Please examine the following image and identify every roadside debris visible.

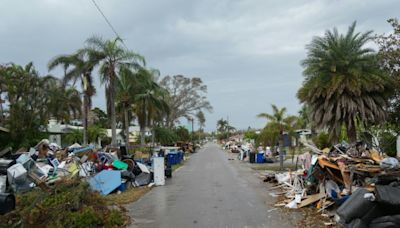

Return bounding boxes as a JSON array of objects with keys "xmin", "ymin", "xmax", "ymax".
[
  {"xmin": 262, "ymin": 140, "xmax": 400, "ymax": 227},
  {"xmin": 0, "ymin": 140, "xmax": 187, "ymax": 216}
]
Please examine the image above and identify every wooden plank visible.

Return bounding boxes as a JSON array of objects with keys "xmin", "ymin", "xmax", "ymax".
[
  {"xmin": 269, "ymin": 184, "xmax": 285, "ymax": 190},
  {"xmin": 318, "ymin": 158, "xmax": 340, "ymax": 170},
  {"xmin": 325, "ymin": 167, "xmax": 344, "ymax": 184},
  {"xmin": 298, "ymin": 193, "xmax": 325, "ymax": 208},
  {"xmin": 338, "ymin": 161, "xmax": 351, "ymax": 190}
]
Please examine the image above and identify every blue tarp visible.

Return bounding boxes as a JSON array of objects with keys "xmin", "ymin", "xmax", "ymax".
[{"xmin": 88, "ymin": 170, "xmax": 121, "ymax": 195}]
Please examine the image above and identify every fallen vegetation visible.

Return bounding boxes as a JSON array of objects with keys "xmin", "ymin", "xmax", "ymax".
[{"xmin": 0, "ymin": 180, "xmax": 129, "ymax": 228}]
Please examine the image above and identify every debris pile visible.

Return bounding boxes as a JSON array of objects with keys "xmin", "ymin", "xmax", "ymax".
[
  {"xmin": 264, "ymin": 141, "xmax": 400, "ymax": 226},
  {"xmin": 0, "ymin": 139, "xmax": 182, "ymax": 215}
]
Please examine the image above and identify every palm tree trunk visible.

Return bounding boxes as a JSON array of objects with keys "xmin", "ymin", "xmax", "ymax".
[
  {"xmin": 82, "ymin": 93, "xmax": 88, "ymax": 146},
  {"xmin": 109, "ymin": 79, "xmax": 117, "ymax": 146},
  {"xmin": 140, "ymin": 126, "xmax": 145, "ymax": 146},
  {"xmin": 140, "ymin": 100, "xmax": 147, "ymax": 146},
  {"xmin": 347, "ymin": 119, "xmax": 357, "ymax": 143},
  {"xmin": 124, "ymin": 106, "xmax": 130, "ymax": 150}
]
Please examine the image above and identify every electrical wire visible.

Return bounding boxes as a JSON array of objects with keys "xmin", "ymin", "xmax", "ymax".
[{"xmin": 90, "ymin": 0, "xmax": 129, "ymax": 49}]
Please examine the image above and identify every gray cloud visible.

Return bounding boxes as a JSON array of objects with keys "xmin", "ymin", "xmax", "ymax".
[{"xmin": 0, "ymin": 0, "xmax": 399, "ymax": 131}]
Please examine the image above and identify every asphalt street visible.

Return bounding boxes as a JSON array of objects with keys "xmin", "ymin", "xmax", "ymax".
[{"xmin": 127, "ymin": 143, "xmax": 300, "ymax": 228}]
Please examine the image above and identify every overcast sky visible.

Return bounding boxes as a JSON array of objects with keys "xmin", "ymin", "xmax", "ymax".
[{"xmin": 0, "ymin": 0, "xmax": 399, "ymax": 131}]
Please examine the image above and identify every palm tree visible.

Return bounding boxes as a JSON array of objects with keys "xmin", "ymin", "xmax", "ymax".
[
  {"xmin": 47, "ymin": 83, "xmax": 82, "ymax": 122},
  {"xmin": 87, "ymin": 125, "xmax": 107, "ymax": 145},
  {"xmin": 116, "ymin": 67, "xmax": 136, "ymax": 149},
  {"xmin": 216, "ymin": 118, "xmax": 228, "ymax": 134},
  {"xmin": 133, "ymin": 68, "xmax": 170, "ymax": 146},
  {"xmin": 48, "ymin": 52, "xmax": 96, "ymax": 145},
  {"xmin": 257, "ymin": 104, "xmax": 288, "ymax": 130},
  {"xmin": 297, "ymin": 22, "xmax": 392, "ymax": 143},
  {"xmin": 83, "ymin": 36, "xmax": 145, "ymax": 146}
]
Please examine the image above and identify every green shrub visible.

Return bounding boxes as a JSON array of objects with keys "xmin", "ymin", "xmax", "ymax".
[
  {"xmin": 379, "ymin": 132, "xmax": 397, "ymax": 157},
  {"xmin": 312, "ymin": 132, "xmax": 330, "ymax": 149}
]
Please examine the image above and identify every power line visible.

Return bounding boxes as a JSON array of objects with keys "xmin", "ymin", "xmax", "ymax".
[{"xmin": 90, "ymin": 0, "xmax": 129, "ymax": 49}]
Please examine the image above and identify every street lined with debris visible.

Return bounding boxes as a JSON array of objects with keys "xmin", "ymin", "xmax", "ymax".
[{"xmin": 128, "ymin": 143, "xmax": 298, "ymax": 228}]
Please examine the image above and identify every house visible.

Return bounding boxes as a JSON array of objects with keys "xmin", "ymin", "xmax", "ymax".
[
  {"xmin": 47, "ymin": 118, "xmax": 142, "ymax": 147},
  {"xmin": 47, "ymin": 118, "xmax": 84, "ymax": 147}
]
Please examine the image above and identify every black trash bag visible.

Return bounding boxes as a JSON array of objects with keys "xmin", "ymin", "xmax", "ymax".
[
  {"xmin": 360, "ymin": 204, "xmax": 387, "ymax": 224},
  {"xmin": 135, "ymin": 172, "xmax": 152, "ymax": 186},
  {"xmin": 344, "ymin": 218, "xmax": 367, "ymax": 228},
  {"xmin": 337, "ymin": 188, "xmax": 375, "ymax": 224},
  {"xmin": 369, "ymin": 215, "xmax": 400, "ymax": 228},
  {"xmin": 0, "ymin": 193, "xmax": 15, "ymax": 215},
  {"xmin": 121, "ymin": 170, "xmax": 135, "ymax": 181},
  {"xmin": 165, "ymin": 166, "xmax": 172, "ymax": 178},
  {"xmin": 375, "ymin": 185, "xmax": 400, "ymax": 208},
  {"xmin": 374, "ymin": 175, "xmax": 400, "ymax": 185}
]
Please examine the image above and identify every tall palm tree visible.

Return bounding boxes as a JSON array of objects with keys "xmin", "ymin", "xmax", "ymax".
[
  {"xmin": 116, "ymin": 67, "xmax": 136, "ymax": 149},
  {"xmin": 297, "ymin": 22, "xmax": 392, "ymax": 143},
  {"xmin": 46, "ymin": 82, "xmax": 82, "ymax": 123},
  {"xmin": 216, "ymin": 118, "xmax": 228, "ymax": 134},
  {"xmin": 48, "ymin": 52, "xmax": 96, "ymax": 145},
  {"xmin": 257, "ymin": 104, "xmax": 287, "ymax": 129},
  {"xmin": 83, "ymin": 36, "xmax": 145, "ymax": 146},
  {"xmin": 133, "ymin": 68, "xmax": 170, "ymax": 146}
]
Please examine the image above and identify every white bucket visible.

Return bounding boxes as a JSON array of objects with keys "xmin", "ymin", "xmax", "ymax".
[{"xmin": 0, "ymin": 175, "xmax": 6, "ymax": 193}]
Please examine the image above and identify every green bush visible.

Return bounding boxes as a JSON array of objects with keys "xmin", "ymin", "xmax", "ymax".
[
  {"xmin": 312, "ymin": 132, "xmax": 330, "ymax": 149},
  {"xmin": 380, "ymin": 132, "xmax": 397, "ymax": 157},
  {"xmin": 154, "ymin": 127, "xmax": 177, "ymax": 145}
]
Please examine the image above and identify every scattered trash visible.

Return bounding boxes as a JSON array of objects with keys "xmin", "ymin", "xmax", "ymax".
[
  {"xmin": 262, "ymin": 139, "xmax": 400, "ymax": 226},
  {"xmin": 0, "ymin": 138, "xmax": 182, "ymax": 215}
]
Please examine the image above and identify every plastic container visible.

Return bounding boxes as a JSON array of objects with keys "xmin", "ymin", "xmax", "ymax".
[
  {"xmin": 177, "ymin": 152, "xmax": 183, "ymax": 163},
  {"xmin": 167, "ymin": 153, "xmax": 177, "ymax": 165},
  {"xmin": 112, "ymin": 160, "xmax": 128, "ymax": 170},
  {"xmin": 256, "ymin": 153, "xmax": 265, "ymax": 163}
]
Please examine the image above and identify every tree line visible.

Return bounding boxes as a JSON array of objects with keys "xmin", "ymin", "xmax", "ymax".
[{"xmin": 0, "ymin": 36, "xmax": 212, "ymax": 149}]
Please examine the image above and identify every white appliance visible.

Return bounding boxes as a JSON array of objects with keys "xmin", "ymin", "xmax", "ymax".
[{"xmin": 152, "ymin": 157, "xmax": 165, "ymax": 186}]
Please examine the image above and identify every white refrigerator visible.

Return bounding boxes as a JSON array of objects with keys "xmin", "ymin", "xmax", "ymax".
[{"xmin": 152, "ymin": 157, "xmax": 165, "ymax": 186}]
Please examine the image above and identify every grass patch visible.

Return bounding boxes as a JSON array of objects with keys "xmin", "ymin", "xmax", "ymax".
[
  {"xmin": 172, "ymin": 163, "xmax": 184, "ymax": 172},
  {"xmin": 104, "ymin": 186, "xmax": 152, "ymax": 205}
]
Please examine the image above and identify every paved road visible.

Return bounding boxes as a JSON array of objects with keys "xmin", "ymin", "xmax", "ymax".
[{"xmin": 127, "ymin": 143, "xmax": 299, "ymax": 228}]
